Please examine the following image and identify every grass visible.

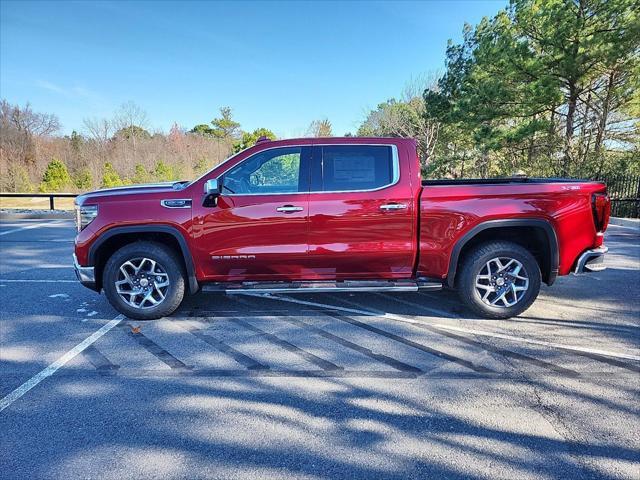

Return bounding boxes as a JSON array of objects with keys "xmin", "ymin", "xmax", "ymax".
[{"xmin": 0, "ymin": 196, "xmax": 76, "ymax": 210}]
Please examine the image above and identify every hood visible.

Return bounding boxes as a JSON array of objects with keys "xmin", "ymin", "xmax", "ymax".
[{"xmin": 75, "ymin": 182, "xmax": 187, "ymax": 205}]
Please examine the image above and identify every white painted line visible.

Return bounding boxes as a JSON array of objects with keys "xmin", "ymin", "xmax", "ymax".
[
  {"xmin": 0, "ymin": 220, "xmax": 65, "ymax": 237},
  {"xmin": 608, "ymin": 223, "xmax": 640, "ymax": 232},
  {"xmin": 376, "ymin": 292, "xmax": 457, "ymax": 319},
  {"xmin": 0, "ymin": 279, "xmax": 77, "ymax": 283},
  {"xmin": 0, "ymin": 314, "xmax": 124, "ymax": 413},
  {"xmin": 247, "ymin": 294, "xmax": 640, "ymax": 362}
]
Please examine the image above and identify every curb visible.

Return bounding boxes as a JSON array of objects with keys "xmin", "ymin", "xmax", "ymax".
[
  {"xmin": 609, "ymin": 217, "xmax": 640, "ymax": 230},
  {"xmin": 0, "ymin": 209, "xmax": 74, "ymax": 220}
]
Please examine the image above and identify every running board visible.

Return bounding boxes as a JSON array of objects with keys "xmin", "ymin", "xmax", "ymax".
[{"xmin": 201, "ymin": 279, "xmax": 442, "ymax": 295}]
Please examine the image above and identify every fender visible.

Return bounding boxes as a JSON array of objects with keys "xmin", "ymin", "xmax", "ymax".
[
  {"xmin": 88, "ymin": 225, "xmax": 199, "ymax": 294},
  {"xmin": 446, "ymin": 218, "xmax": 559, "ymax": 288}
]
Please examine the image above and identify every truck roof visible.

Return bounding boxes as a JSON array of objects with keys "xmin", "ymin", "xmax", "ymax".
[{"xmin": 252, "ymin": 137, "xmax": 417, "ymax": 147}]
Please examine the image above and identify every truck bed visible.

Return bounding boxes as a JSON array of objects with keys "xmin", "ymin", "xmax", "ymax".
[{"xmin": 418, "ymin": 178, "xmax": 607, "ymax": 283}]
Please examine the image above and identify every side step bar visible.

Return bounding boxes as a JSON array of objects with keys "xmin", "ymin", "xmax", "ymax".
[{"xmin": 202, "ymin": 279, "xmax": 442, "ymax": 295}]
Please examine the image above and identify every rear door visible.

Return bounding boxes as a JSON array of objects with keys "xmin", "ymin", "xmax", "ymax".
[
  {"xmin": 194, "ymin": 146, "xmax": 311, "ymax": 281},
  {"xmin": 305, "ymin": 144, "xmax": 416, "ymax": 279}
]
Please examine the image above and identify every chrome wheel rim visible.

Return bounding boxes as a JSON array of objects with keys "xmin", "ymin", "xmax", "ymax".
[
  {"xmin": 115, "ymin": 257, "xmax": 170, "ymax": 309},
  {"xmin": 475, "ymin": 257, "xmax": 529, "ymax": 308}
]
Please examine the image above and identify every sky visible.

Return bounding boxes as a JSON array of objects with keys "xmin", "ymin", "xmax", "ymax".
[{"xmin": 0, "ymin": 0, "xmax": 507, "ymax": 137}]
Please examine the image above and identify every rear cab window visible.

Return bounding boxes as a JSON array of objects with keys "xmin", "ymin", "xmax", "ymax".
[{"xmin": 312, "ymin": 145, "xmax": 396, "ymax": 192}]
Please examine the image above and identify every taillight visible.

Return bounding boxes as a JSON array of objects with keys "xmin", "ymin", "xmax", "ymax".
[{"xmin": 592, "ymin": 193, "xmax": 610, "ymax": 232}]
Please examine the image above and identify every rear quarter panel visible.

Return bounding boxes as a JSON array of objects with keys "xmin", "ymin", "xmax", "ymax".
[{"xmin": 418, "ymin": 182, "xmax": 607, "ymax": 280}]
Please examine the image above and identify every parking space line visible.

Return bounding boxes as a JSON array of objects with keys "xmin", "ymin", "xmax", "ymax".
[
  {"xmin": 280, "ymin": 315, "xmax": 423, "ymax": 373},
  {"xmin": 0, "ymin": 220, "xmax": 66, "ymax": 237},
  {"xmin": 377, "ymin": 294, "xmax": 581, "ymax": 376},
  {"xmin": 553, "ymin": 349, "xmax": 640, "ymax": 373},
  {"xmin": 414, "ymin": 322, "xmax": 580, "ymax": 377},
  {"xmin": 120, "ymin": 323, "xmax": 191, "ymax": 370},
  {"xmin": 376, "ymin": 292, "xmax": 457, "ymax": 318},
  {"xmin": 326, "ymin": 313, "xmax": 493, "ymax": 373},
  {"xmin": 250, "ymin": 294, "xmax": 640, "ymax": 363},
  {"xmin": 0, "ymin": 279, "xmax": 76, "ymax": 283},
  {"xmin": 107, "ymin": 369, "xmax": 420, "ymax": 379},
  {"xmin": 0, "ymin": 314, "xmax": 124, "ymax": 413},
  {"xmin": 230, "ymin": 295, "xmax": 423, "ymax": 373},
  {"xmin": 177, "ymin": 320, "xmax": 270, "ymax": 370},
  {"xmin": 228, "ymin": 317, "xmax": 344, "ymax": 371},
  {"xmin": 81, "ymin": 345, "xmax": 120, "ymax": 372}
]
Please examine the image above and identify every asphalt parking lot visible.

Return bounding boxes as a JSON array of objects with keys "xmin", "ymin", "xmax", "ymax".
[{"xmin": 0, "ymin": 217, "xmax": 638, "ymax": 480}]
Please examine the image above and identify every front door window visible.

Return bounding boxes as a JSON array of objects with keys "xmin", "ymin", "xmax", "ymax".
[{"xmin": 223, "ymin": 147, "xmax": 302, "ymax": 195}]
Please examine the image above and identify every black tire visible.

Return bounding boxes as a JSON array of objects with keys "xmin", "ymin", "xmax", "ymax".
[
  {"xmin": 103, "ymin": 241, "xmax": 185, "ymax": 320},
  {"xmin": 456, "ymin": 241, "xmax": 541, "ymax": 319}
]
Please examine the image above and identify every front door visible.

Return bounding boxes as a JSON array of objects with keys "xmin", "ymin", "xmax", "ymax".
[
  {"xmin": 305, "ymin": 144, "xmax": 416, "ymax": 279},
  {"xmin": 193, "ymin": 146, "xmax": 311, "ymax": 281}
]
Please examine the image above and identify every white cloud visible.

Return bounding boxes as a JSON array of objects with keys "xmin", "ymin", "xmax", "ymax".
[{"xmin": 35, "ymin": 80, "xmax": 101, "ymax": 101}]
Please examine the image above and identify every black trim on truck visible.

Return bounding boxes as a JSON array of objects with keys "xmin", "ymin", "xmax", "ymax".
[
  {"xmin": 423, "ymin": 177, "xmax": 603, "ymax": 186},
  {"xmin": 446, "ymin": 218, "xmax": 559, "ymax": 288},
  {"xmin": 87, "ymin": 225, "xmax": 199, "ymax": 294}
]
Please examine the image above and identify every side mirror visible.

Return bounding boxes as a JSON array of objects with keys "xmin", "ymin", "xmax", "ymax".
[
  {"xmin": 204, "ymin": 178, "xmax": 220, "ymax": 195},
  {"xmin": 203, "ymin": 178, "xmax": 221, "ymax": 207}
]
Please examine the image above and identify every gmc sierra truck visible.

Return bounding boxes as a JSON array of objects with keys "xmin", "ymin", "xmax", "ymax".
[{"xmin": 73, "ymin": 137, "xmax": 610, "ymax": 320}]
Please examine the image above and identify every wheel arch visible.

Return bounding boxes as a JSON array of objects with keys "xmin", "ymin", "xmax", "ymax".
[
  {"xmin": 88, "ymin": 225, "xmax": 199, "ymax": 294},
  {"xmin": 446, "ymin": 218, "xmax": 559, "ymax": 288}
]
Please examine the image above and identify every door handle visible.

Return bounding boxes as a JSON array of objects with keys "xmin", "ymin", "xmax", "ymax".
[
  {"xmin": 276, "ymin": 205, "xmax": 304, "ymax": 213},
  {"xmin": 380, "ymin": 203, "xmax": 408, "ymax": 211}
]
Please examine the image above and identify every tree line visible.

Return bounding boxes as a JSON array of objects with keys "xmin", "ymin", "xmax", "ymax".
[
  {"xmin": 0, "ymin": 99, "xmax": 338, "ymax": 192},
  {"xmin": 361, "ymin": 0, "xmax": 639, "ymax": 178},
  {"xmin": 0, "ymin": 0, "xmax": 637, "ymax": 193}
]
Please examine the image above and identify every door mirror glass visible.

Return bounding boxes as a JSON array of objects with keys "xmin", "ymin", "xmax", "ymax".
[
  {"xmin": 203, "ymin": 178, "xmax": 221, "ymax": 207},
  {"xmin": 204, "ymin": 178, "xmax": 220, "ymax": 196}
]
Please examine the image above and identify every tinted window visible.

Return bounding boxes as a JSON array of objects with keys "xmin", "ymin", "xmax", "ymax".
[
  {"xmin": 223, "ymin": 147, "xmax": 302, "ymax": 194},
  {"xmin": 320, "ymin": 145, "xmax": 394, "ymax": 192}
]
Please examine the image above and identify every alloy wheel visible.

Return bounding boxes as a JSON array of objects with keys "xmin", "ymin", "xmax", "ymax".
[
  {"xmin": 474, "ymin": 257, "xmax": 529, "ymax": 308},
  {"xmin": 115, "ymin": 257, "xmax": 170, "ymax": 309}
]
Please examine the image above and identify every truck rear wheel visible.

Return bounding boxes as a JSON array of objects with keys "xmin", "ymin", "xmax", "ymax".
[
  {"xmin": 457, "ymin": 241, "xmax": 541, "ymax": 319},
  {"xmin": 103, "ymin": 241, "xmax": 185, "ymax": 320}
]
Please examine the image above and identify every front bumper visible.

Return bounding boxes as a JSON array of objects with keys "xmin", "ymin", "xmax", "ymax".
[
  {"xmin": 73, "ymin": 253, "xmax": 97, "ymax": 290},
  {"xmin": 573, "ymin": 246, "xmax": 608, "ymax": 274}
]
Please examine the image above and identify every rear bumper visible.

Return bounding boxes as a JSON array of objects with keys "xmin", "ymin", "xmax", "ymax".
[
  {"xmin": 573, "ymin": 246, "xmax": 608, "ymax": 274},
  {"xmin": 73, "ymin": 253, "xmax": 98, "ymax": 290}
]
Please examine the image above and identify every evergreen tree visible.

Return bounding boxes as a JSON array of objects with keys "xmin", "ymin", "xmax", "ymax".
[{"xmin": 40, "ymin": 158, "xmax": 71, "ymax": 192}]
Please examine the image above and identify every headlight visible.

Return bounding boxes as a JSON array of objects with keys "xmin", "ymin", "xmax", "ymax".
[{"xmin": 76, "ymin": 205, "xmax": 98, "ymax": 232}]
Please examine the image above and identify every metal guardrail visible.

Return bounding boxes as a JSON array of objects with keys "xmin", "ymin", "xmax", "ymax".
[
  {"xmin": 596, "ymin": 175, "xmax": 640, "ymax": 219},
  {"xmin": 1, "ymin": 175, "xmax": 639, "ymax": 217},
  {"xmin": 0, "ymin": 193, "xmax": 78, "ymax": 210}
]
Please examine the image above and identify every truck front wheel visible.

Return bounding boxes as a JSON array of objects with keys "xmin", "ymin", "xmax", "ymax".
[
  {"xmin": 103, "ymin": 241, "xmax": 185, "ymax": 320},
  {"xmin": 457, "ymin": 241, "xmax": 541, "ymax": 319}
]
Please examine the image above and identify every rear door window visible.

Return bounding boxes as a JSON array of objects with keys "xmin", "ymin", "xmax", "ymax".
[{"xmin": 317, "ymin": 145, "xmax": 394, "ymax": 192}]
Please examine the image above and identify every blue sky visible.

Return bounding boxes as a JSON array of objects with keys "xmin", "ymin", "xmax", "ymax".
[{"xmin": 1, "ymin": 0, "xmax": 506, "ymax": 137}]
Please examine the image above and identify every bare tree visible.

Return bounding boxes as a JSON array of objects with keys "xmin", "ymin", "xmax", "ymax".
[
  {"xmin": 0, "ymin": 100, "xmax": 60, "ymax": 136},
  {"xmin": 83, "ymin": 117, "xmax": 114, "ymax": 146},
  {"xmin": 357, "ymin": 73, "xmax": 442, "ymax": 170},
  {"xmin": 0, "ymin": 100, "xmax": 61, "ymax": 190},
  {"xmin": 113, "ymin": 100, "xmax": 149, "ymax": 132},
  {"xmin": 307, "ymin": 118, "xmax": 333, "ymax": 137}
]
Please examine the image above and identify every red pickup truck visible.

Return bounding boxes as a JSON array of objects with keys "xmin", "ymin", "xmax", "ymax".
[{"xmin": 73, "ymin": 137, "xmax": 610, "ymax": 320}]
